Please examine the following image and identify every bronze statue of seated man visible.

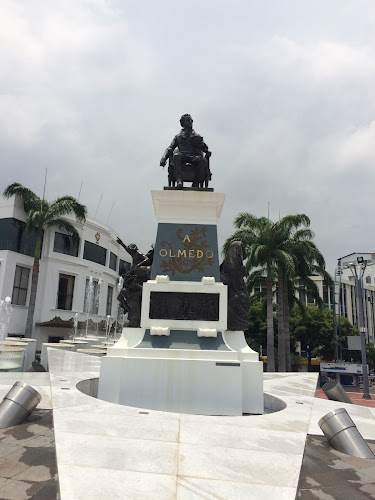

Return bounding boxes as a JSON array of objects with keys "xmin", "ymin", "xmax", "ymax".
[{"xmin": 160, "ymin": 114, "xmax": 212, "ymax": 189}]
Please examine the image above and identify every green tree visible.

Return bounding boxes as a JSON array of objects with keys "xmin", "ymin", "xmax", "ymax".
[
  {"xmin": 246, "ymin": 297, "xmax": 268, "ymax": 351},
  {"xmin": 224, "ymin": 214, "xmax": 294, "ymax": 371},
  {"xmin": 280, "ymin": 219, "xmax": 332, "ymax": 371},
  {"xmin": 274, "ymin": 215, "xmax": 312, "ymax": 372},
  {"xmin": 246, "ymin": 297, "xmax": 279, "ymax": 371},
  {"xmin": 3, "ymin": 182, "xmax": 87, "ymax": 337},
  {"xmin": 365, "ymin": 345, "xmax": 375, "ymax": 373},
  {"xmin": 290, "ymin": 304, "xmax": 358, "ymax": 370}
]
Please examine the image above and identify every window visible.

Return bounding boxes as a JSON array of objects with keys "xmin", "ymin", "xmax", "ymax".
[
  {"xmin": 322, "ymin": 281, "xmax": 329, "ymax": 308},
  {"xmin": 54, "ymin": 232, "xmax": 79, "ymax": 257},
  {"xmin": 366, "ymin": 276, "xmax": 371, "ymax": 284},
  {"xmin": 48, "ymin": 336, "xmax": 63, "ymax": 343},
  {"xmin": 12, "ymin": 266, "xmax": 30, "ymax": 306},
  {"xmin": 56, "ymin": 274, "xmax": 75, "ymax": 310},
  {"xmin": 83, "ymin": 241, "xmax": 107, "ymax": 266},
  {"xmin": 83, "ymin": 279, "xmax": 100, "ymax": 314},
  {"xmin": 0, "ymin": 218, "xmax": 39, "ymax": 257},
  {"xmin": 106, "ymin": 286, "xmax": 113, "ymax": 316},
  {"xmin": 299, "ymin": 286, "xmax": 306, "ymax": 304},
  {"xmin": 307, "ymin": 293, "xmax": 315, "ymax": 304},
  {"xmin": 119, "ymin": 259, "xmax": 130, "ymax": 276},
  {"xmin": 109, "ymin": 252, "xmax": 118, "ymax": 271}
]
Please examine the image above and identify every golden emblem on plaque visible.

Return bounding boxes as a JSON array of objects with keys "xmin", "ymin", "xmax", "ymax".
[
  {"xmin": 95, "ymin": 232, "xmax": 101, "ymax": 243},
  {"xmin": 159, "ymin": 227, "xmax": 214, "ymax": 275}
]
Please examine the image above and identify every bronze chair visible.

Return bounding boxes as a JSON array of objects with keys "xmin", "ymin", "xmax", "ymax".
[{"xmin": 168, "ymin": 152, "xmax": 212, "ymax": 188}]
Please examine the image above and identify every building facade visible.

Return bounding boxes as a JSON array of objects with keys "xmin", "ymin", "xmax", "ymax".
[
  {"xmin": 0, "ymin": 195, "xmax": 131, "ymax": 349},
  {"xmin": 252, "ymin": 255, "xmax": 375, "ymax": 346},
  {"xmin": 304, "ymin": 274, "xmax": 375, "ymax": 343}
]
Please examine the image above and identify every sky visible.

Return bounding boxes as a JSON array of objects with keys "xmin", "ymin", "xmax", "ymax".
[{"xmin": 1, "ymin": 0, "xmax": 375, "ymax": 275}]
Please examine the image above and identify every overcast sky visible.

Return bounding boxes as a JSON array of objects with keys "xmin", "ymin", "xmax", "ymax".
[{"xmin": 1, "ymin": 0, "xmax": 375, "ymax": 274}]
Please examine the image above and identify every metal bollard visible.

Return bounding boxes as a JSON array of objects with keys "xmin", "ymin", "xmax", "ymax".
[
  {"xmin": 0, "ymin": 382, "xmax": 42, "ymax": 429},
  {"xmin": 322, "ymin": 379, "xmax": 352, "ymax": 404},
  {"xmin": 319, "ymin": 408, "xmax": 375, "ymax": 459}
]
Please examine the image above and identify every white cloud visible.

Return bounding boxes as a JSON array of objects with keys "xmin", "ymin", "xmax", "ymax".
[
  {"xmin": 1, "ymin": 0, "xmax": 375, "ymax": 274},
  {"xmin": 269, "ymin": 36, "xmax": 374, "ymax": 83}
]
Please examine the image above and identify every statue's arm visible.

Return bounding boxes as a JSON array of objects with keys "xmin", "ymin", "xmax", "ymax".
[
  {"xmin": 193, "ymin": 134, "xmax": 211, "ymax": 157},
  {"xmin": 202, "ymin": 140, "xmax": 211, "ymax": 156},
  {"xmin": 160, "ymin": 136, "xmax": 177, "ymax": 166},
  {"xmin": 116, "ymin": 237, "xmax": 129, "ymax": 253},
  {"xmin": 160, "ymin": 148, "xmax": 171, "ymax": 167}
]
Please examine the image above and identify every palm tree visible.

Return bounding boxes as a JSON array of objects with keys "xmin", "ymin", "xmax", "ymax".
[
  {"xmin": 3, "ymin": 182, "xmax": 87, "ymax": 337},
  {"xmin": 279, "ymin": 219, "xmax": 332, "ymax": 371},
  {"xmin": 225, "ymin": 212, "xmax": 330, "ymax": 372},
  {"xmin": 224, "ymin": 214, "xmax": 295, "ymax": 371},
  {"xmin": 275, "ymin": 215, "xmax": 311, "ymax": 371}
]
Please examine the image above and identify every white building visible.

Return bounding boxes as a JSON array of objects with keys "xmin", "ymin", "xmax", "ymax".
[
  {"xmin": 334, "ymin": 253, "xmax": 375, "ymax": 343},
  {"xmin": 0, "ymin": 195, "xmax": 131, "ymax": 350},
  {"xmin": 302, "ymin": 275, "xmax": 375, "ymax": 343},
  {"xmin": 296, "ymin": 256, "xmax": 375, "ymax": 345}
]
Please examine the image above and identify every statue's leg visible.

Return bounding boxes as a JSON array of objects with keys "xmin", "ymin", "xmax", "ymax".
[
  {"xmin": 192, "ymin": 158, "xmax": 207, "ymax": 187},
  {"xmin": 168, "ymin": 161, "xmax": 176, "ymax": 187},
  {"xmin": 173, "ymin": 154, "xmax": 183, "ymax": 188},
  {"xmin": 117, "ymin": 291, "xmax": 131, "ymax": 316},
  {"xmin": 204, "ymin": 166, "xmax": 210, "ymax": 188}
]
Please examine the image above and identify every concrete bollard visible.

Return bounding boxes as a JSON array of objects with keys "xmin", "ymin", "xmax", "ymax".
[
  {"xmin": 319, "ymin": 408, "xmax": 375, "ymax": 459},
  {"xmin": 322, "ymin": 379, "xmax": 352, "ymax": 404},
  {"xmin": 0, "ymin": 382, "xmax": 42, "ymax": 429}
]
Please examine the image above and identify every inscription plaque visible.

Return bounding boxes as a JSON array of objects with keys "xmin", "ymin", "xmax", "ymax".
[{"xmin": 149, "ymin": 292, "xmax": 219, "ymax": 321}]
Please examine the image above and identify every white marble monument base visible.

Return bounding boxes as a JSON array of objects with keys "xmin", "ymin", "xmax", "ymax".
[{"xmin": 98, "ymin": 328, "xmax": 263, "ymax": 415}]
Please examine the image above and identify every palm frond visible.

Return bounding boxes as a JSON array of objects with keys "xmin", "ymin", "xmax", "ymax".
[
  {"xmin": 274, "ymin": 249, "xmax": 295, "ymax": 276},
  {"xmin": 46, "ymin": 196, "xmax": 87, "ymax": 224},
  {"xmin": 292, "ymin": 228, "xmax": 315, "ymax": 241},
  {"xmin": 247, "ymin": 268, "xmax": 266, "ymax": 289},
  {"xmin": 279, "ymin": 214, "xmax": 310, "ymax": 231},
  {"xmin": 3, "ymin": 182, "xmax": 40, "ymax": 213},
  {"xmin": 25, "ymin": 209, "xmax": 46, "ymax": 234},
  {"xmin": 234, "ymin": 213, "xmax": 259, "ymax": 229}
]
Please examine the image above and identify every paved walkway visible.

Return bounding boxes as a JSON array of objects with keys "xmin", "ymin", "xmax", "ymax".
[
  {"xmin": 0, "ymin": 410, "xmax": 58, "ymax": 500},
  {"xmin": 297, "ymin": 436, "xmax": 375, "ymax": 499},
  {"xmin": 2, "ymin": 366, "xmax": 375, "ymax": 499},
  {"xmin": 315, "ymin": 387, "xmax": 375, "ymax": 408}
]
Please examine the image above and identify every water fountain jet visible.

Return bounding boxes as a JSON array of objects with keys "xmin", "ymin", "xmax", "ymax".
[{"xmin": 0, "ymin": 298, "xmax": 26, "ymax": 372}]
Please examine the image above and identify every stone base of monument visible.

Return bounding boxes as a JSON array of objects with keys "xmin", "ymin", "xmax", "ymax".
[
  {"xmin": 98, "ymin": 327, "xmax": 264, "ymax": 416},
  {"xmin": 98, "ymin": 189, "xmax": 264, "ymax": 415}
]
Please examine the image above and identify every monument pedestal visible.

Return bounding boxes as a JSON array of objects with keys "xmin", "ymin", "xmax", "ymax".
[
  {"xmin": 98, "ymin": 190, "xmax": 264, "ymax": 415},
  {"xmin": 98, "ymin": 328, "xmax": 263, "ymax": 415}
]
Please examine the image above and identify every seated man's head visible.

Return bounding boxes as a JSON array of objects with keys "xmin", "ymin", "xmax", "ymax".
[{"xmin": 180, "ymin": 114, "xmax": 193, "ymax": 128}]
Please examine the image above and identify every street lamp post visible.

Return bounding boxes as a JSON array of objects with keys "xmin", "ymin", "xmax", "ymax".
[
  {"xmin": 349, "ymin": 257, "xmax": 372, "ymax": 399},
  {"xmin": 332, "ymin": 268, "xmax": 338, "ymax": 363},
  {"xmin": 368, "ymin": 295, "xmax": 375, "ymax": 344},
  {"xmin": 337, "ymin": 260, "xmax": 343, "ymax": 361}
]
